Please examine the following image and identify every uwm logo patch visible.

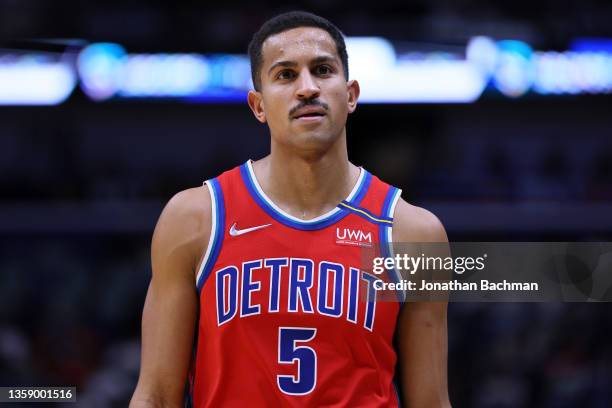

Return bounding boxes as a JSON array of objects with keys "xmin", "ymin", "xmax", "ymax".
[{"xmin": 335, "ymin": 227, "xmax": 373, "ymax": 247}]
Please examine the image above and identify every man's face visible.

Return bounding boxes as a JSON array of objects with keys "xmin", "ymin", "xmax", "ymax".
[{"xmin": 248, "ymin": 27, "xmax": 359, "ymax": 154}]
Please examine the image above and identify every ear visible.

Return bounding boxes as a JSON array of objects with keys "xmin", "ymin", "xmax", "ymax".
[
  {"xmin": 346, "ymin": 79, "xmax": 360, "ymax": 114},
  {"xmin": 247, "ymin": 90, "xmax": 267, "ymax": 123}
]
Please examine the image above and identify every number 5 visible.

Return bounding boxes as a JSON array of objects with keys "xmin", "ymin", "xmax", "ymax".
[{"xmin": 277, "ymin": 327, "xmax": 317, "ymax": 395}]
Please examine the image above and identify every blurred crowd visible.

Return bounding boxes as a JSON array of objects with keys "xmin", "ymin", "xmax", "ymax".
[{"xmin": 0, "ymin": 238, "xmax": 147, "ymax": 406}]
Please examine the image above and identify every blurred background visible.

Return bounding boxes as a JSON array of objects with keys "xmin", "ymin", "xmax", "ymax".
[{"xmin": 1, "ymin": 0, "xmax": 611, "ymax": 406}]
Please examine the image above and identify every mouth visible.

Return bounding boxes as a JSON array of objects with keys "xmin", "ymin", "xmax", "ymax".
[
  {"xmin": 291, "ymin": 107, "xmax": 327, "ymax": 121},
  {"xmin": 295, "ymin": 112, "xmax": 325, "ymax": 119}
]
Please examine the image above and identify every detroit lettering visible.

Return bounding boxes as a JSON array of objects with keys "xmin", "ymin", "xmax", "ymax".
[{"xmin": 215, "ymin": 258, "xmax": 379, "ymax": 331}]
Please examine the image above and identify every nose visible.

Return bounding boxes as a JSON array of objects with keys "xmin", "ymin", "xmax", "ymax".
[{"xmin": 295, "ymin": 69, "xmax": 320, "ymax": 100}]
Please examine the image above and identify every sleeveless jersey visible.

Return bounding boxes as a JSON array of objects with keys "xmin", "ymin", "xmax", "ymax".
[{"xmin": 190, "ymin": 160, "xmax": 403, "ymax": 407}]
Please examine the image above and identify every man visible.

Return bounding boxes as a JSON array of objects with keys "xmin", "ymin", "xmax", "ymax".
[{"xmin": 131, "ymin": 11, "xmax": 450, "ymax": 407}]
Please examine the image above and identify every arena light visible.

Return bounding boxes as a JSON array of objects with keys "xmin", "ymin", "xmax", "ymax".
[
  {"xmin": 359, "ymin": 60, "xmax": 485, "ymax": 103},
  {"xmin": 119, "ymin": 53, "xmax": 211, "ymax": 97},
  {"xmin": 533, "ymin": 51, "xmax": 612, "ymax": 94},
  {"xmin": 77, "ymin": 43, "xmax": 252, "ymax": 101},
  {"xmin": 571, "ymin": 38, "xmax": 612, "ymax": 53},
  {"xmin": 0, "ymin": 56, "xmax": 76, "ymax": 105},
  {"xmin": 491, "ymin": 40, "xmax": 534, "ymax": 97},
  {"xmin": 346, "ymin": 37, "xmax": 487, "ymax": 103},
  {"xmin": 76, "ymin": 42, "xmax": 127, "ymax": 100}
]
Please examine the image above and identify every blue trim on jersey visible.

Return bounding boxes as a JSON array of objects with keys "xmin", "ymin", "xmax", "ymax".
[
  {"xmin": 197, "ymin": 178, "xmax": 225, "ymax": 291},
  {"xmin": 345, "ymin": 171, "xmax": 371, "ymax": 207},
  {"xmin": 393, "ymin": 378, "xmax": 402, "ymax": 406},
  {"xmin": 381, "ymin": 186, "xmax": 400, "ymax": 220},
  {"xmin": 379, "ymin": 186, "xmax": 404, "ymax": 302},
  {"xmin": 240, "ymin": 163, "xmax": 372, "ymax": 231},
  {"xmin": 378, "ymin": 186, "xmax": 400, "ymax": 259}
]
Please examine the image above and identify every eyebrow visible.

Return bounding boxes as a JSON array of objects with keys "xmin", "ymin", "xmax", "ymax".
[{"xmin": 267, "ymin": 54, "xmax": 339, "ymax": 76}]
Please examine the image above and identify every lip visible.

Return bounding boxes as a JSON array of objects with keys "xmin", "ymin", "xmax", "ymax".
[
  {"xmin": 294, "ymin": 115, "xmax": 325, "ymax": 123},
  {"xmin": 291, "ymin": 106, "xmax": 327, "ymax": 120}
]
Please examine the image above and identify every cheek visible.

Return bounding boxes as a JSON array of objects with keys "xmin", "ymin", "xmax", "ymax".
[
  {"xmin": 263, "ymin": 90, "xmax": 292, "ymax": 125},
  {"xmin": 330, "ymin": 88, "xmax": 349, "ymax": 114},
  {"xmin": 330, "ymin": 83, "xmax": 349, "ymax": 103},
  {"xmin": 261, "ymin": 101, "xmax": 281, "ymax": 124}
]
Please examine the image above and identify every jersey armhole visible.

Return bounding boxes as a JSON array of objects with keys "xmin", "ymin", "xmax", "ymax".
[
  {"xmin": 379, "ymin": 186, "xmax": 403, "ymax": 302},
  {"xmin": 195, "ymin": 179, "xmax": 225, "ymax": 292}
]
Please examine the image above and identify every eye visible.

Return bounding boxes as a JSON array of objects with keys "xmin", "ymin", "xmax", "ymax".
[
  {"xmin": 314, "ymin": 64, "xmax": 333, "ymax": 76},
  {"xmin": 277, "ymin": 69, "xmax": 296, "ymax": 80}
]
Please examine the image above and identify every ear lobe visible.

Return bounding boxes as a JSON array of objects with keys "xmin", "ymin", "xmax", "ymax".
[
  {"xmin": 346, "ymin": 80, "xmax": 360, "ymax": 114},
  {"xmin": 247, "ymin": 90, "xmax": 267, "ymax": 123}
]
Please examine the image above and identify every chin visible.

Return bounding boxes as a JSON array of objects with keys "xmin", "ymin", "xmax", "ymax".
[{"xmin": 289, "ymin": 130, "xmax": 341, "ymax": 154}]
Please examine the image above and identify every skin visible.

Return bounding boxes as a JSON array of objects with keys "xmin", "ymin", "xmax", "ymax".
[{"xmin": 131, "ymin": 26, "xmax": 451, "ymax": 408}]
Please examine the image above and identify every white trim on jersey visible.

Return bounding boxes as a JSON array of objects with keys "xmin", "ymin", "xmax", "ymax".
[
  {"xmin": 195, "ymin": 180, "xmax": 218, "ymax": 286},
  {"xmin": 245, "ymin": 160, "xmax": 365, "ymax": 224},
  {"xmin": 386, "ymin": 188, "xmax": 404, "ymax": 300}
]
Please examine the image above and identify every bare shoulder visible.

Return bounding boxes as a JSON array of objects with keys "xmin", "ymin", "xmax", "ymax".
[
  {"xmin": 152, "ymin": 185, "xmax": 212, "ymax": 279},
  {"xmin": 392, "ymin": 198, "xmax": 448, "ymax": 243},
  {"xmin": 158, "ymin": 185, "xmax": 211, "ymax": 230}
]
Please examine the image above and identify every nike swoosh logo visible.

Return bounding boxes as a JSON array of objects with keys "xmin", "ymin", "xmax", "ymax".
[{"xmin": 229, "ymin": 222, "xmax": 272, "ymax": 237}]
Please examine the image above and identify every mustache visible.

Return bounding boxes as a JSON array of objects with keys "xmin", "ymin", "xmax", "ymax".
[{"xmin": 289, "ymin": 99, "xmax": 329, "ymax": 118}]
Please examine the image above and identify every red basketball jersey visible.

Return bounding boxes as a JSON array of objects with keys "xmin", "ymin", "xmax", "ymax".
[{"xmin": 191, "ymin": 161, "xmax": 403, "ymax": 407}]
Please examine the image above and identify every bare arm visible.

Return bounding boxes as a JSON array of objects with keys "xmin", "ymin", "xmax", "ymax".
[
  {"xmin": 393, "ymin": 200, "xmax": 451, "ymax": 408},
  {"xmin": 130, "ymin": 187, "xmax": 211, "ymax": 408}
]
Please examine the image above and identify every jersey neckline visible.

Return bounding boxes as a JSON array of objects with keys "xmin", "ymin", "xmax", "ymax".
[{"xmin": 239, "ymin": 160, "xmax": 371, "ymax": 230}]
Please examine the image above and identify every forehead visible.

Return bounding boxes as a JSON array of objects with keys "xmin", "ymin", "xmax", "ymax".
[{"xmin": 261, "ymin": 27, "xmax": 338, "ymax": 66}]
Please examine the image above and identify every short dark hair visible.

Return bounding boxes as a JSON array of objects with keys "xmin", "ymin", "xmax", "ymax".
[{"xmin": 248, "ymin": 11, "xmax": 349, "ymax": 91}]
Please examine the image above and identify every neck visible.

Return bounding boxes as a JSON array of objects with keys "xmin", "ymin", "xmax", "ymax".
[{"xmin": 252, "ymin": 132, "xmax": 360, "ymax": 220}]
